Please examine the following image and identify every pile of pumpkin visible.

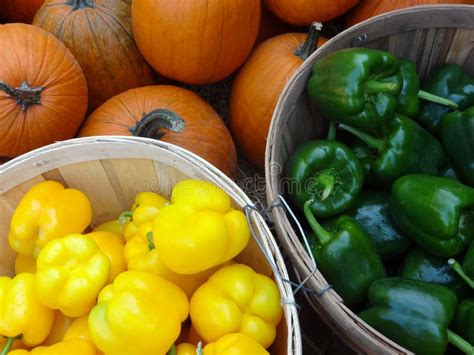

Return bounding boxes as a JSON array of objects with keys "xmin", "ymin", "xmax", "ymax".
[{"xmin": 0, "ymin": 0, "xmax": 472, "ymax": 177}]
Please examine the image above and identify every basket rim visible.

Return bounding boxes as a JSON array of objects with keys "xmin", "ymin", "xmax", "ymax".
[
  {"xmin": 0, "ymin": 136, "xmax": 301, "ymax": 355},
  {"xmin": 265, "ymin": 4, "xmax": 474, "ymax": 354}
]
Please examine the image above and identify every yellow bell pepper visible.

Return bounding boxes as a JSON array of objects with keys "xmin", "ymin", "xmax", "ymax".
[
  {"xmin": 63, "ymin": 315, "xmax": 102, "ymax": 355},
  {"xmin": 154, "ymin": 180, "xmax": 250, "ymax": 274},
  {"xmin": 176, "ymin": 343, "xmax": 196, "ymax": 355},
  {"xmin": 8, "ymin": 180, "xmax": 92, "ymax": 257},
  {"xmin": 14, "ymin": 254, "xmax": 36, "ymax": 274},
  {"xmin": 120, "ymin": 192, "xmax": 169, "ymax": 241},
  {"xmin": 34, "ymin": 234, "xmax": 110, "ymax": 317},
  {"xmin": 92, "ymin": 219, "xmax": 123, "ymax": 235},
  {"xmin": 190, "ymin": 264, "xmax": 283, "ymax": 348},
  {"xmin": 86, "ymin": 231, "xmax": 126, "ymax": 283},
  {"xmin": 89, "ymin": 271, "xmax": 188, "ymax": 355},
  {"xmin": 8, "ymin": 339, "xmax": 97, "ymax": 355},
  {"xmin": 202, "ymin": 333, "xmax": 269, "ymax": 355},
  {"xmin": 0, "ymin": 273, "xmax": 54, "ymax": 349},
  {"xmin": 41, "ymin": 311, "xmax": 73, "ymax": 345},
  {"xmin": 124, "ymin": 222, "xmax": 225, "ymax": 298}
]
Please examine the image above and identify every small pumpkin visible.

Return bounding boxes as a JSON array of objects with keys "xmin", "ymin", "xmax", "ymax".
[
  {"xmin": 0, "ymin": 0, "xmax": 44, "ymax": 23},
  {"xmin": 33, "ymin": 0, "xmax": 154, "ymax": 111},
  {"xmin": 230, "ymin": 24, "xmax": 327, "ymax": 168},
  {"xmin": 79, "ymin": 85, "xmax": 237, "ymax": 177},
  {"xmin": 0, "ymin": 24, "xmax": 88, "ymax": 157},
  {"xmin": 345, "ymin": 0, "xmax": 474, "ymax": 27},
  {"xmin": 264, "ymin": 0, "xmax": 359, "ymax": 26},
  {"xmin": 131, "ymin": 0, "xmax": 261, "ymax": 85}
]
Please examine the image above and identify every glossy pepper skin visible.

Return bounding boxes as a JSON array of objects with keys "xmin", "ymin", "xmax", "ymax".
[
  {"xmin": 345, "ymin": 190, "xmax": 412, "ymax": 261},
  {"xmin": 400, "ymin": 247, "xmax": 468, "ymax": 299},
  {"xmin": 419, "ymin": 63, "xmax": 474, "ymax": 134},
  {"xmin": 176, "ymin": 343, "xmax": 197, "ymax": 355},
  {"xmin": 305, "ymin": 200, "xmax": 385, "ymax": 306},
  {"xmin": 0, "ymin": 273, "xmax": 54, "ymax": 347},
  {"xmin": 359, "ymin": 278, "xmax": 473, "ymax": 355},
  {"xmin": 284, "ymin": 140, "xmax": 364, "ymax": 218},
  {"xmin": 87, "ymin": 231, "xmax": 126, "ymax": 283},
  {"xmin": 339, "ymin": 114, "xmax": 446, "ymax": 185},
  {"xmin": 441, "ymin": 106, "xmax": 474, "ymax": 187},
  {"xmin": 89, "ymin": 271, "xmax": 188, "ymax": 355},
  {"xmin": 124, "ymin": 221, "xmax": 222, "ymax": 298},
  {"xmin": 8, "ymin": 181, "xmax": 92, "ymax": 257},
  {"xmin": 8, "ymin": 339, "xmax": 96, "ymax": 355},
  {"xmin": 120, "ymin": 191, "xmax": 168, "ymax": 241},
  {"xmin": 202, "ymin": 333, "xmax": 269, "ymax": 355},
  {"xmin": 154, "ymin": 180, "xmax": 250, "ymax": 274},
  {"xmin": 396, "ymin": 58, "xmax": 421, "ymax": 117},
  {"xmin": 15, "ymin": 254, "xmax": 36, "ymax": 274},
  {"xmin": 190, "ymin": 264, "xmax": 282, "ymax": 348},
  {"xmin": 452, "ymin": 299, "xmax": 474, "ymax": 345},
  {"xmin": 390, "ymin": 174, "xmax": 474, "ymax": 257},
  {"xmin": 308, "ymin": 48, "xmax": 402, "ymax": 131},
  {"xmin": 41, "ymin": 311, "xmax": 73, "ymax": 346},
  {"xmin": 448, "ymin": 241, "xmax": 474, "ymax": 288},
  {"xmin": 34, "ymin": 234, "xmax": 110, "ymax": 317},
  {"xmin": 92, "ymin": 219, "xmax": 123, "ymax": 235}
]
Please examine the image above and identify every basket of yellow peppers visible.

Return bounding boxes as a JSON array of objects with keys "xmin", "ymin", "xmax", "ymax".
[{"xmin": 0, "ymin": 137, "xmax": 300, "ymax": 355}]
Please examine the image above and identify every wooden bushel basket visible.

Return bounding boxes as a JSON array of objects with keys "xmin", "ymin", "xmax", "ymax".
[
  {"xmin": 0, "ymin": 136, "xmax": 301, "ymax": 355},
  {"xmin": 265, "ymin": 5, "xmax": 474, "ymax": 354}
]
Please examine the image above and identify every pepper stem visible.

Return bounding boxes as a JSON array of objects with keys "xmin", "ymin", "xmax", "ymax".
[
  {"xmin": 304, "ymin": 199, "xmax": 332, "ymax": 245},
  {"xmin": 448, "ymin": 259, "xmax": 474, "ymax": 288},
  {"xmin": 1, "ymin": 337, "xmax": 18, "ymax": 355},
  {"xmin": 338, "ymin": 124, "xmax": 386, "ymax": 152},
  {"xmin": 364, "ymin": 80, "xmax": 401, "ymax": 95},
  {"xmin": 146, "ymin": 232, "xmax": 155, "ymax": 251},
  {"xmin": 447, "ymin": 329, "xmax": 474, "ymax": 354},
  {"xmin": 418, "ymin": 90, "xmax": 459, "ymax": 109},
  {"xmin": 129, "ymin": 109, "xmax": 186, "ymax": 139},
  {"xmin": 314, "ymin": 169, "xmax": 338, "ymax": 201},
  {"xmin": 118, "ymin": 211, "xmax": 133, "ymax": 225},
  {"xmin": 166, "ymin": 344, "xmax": 177, "ymax": 355},
  {"xmin": 294, "ymin": 22, "xmax": 322, "ymax": 61},
  {"xmin": 327, "ymin": 121, "xmax": 337, "ymax": 141},
  {"xmin": 196, "ymin": 342, "xmax": 203, "ymax": 355}
]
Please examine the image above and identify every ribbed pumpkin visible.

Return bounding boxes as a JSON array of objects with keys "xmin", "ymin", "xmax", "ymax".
[
  {"xmin": 264, "ymin": 0, "xmax": 359, "ymax": 25},
  {"xmin": 0, "ymin": 24, "xmax": 88, "ymax": 157},
  {"xmin": 346, "ymin": 0, "xmax": 474, "ymax": 27},
  {"xmin": 33, "ymin": 0, "xmax": 153, "ymax": 111},
  {"xmin": 0, "ymin": 0, "xmax": 44, "ymax": 23},
  {"xmin": 131, "ymin": 0, "xmax": 261, "ymax": 85},
  {"xmin": 230, "ymin": 24, "xmax": 326, "ymax": 168},
  {"xmin": 79, "ymin": 86, "xmax": 237, "ymax": 177}
]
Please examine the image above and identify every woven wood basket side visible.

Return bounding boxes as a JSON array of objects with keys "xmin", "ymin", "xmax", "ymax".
[
  {"xmin": 0, "ymin": 137, "xmax": 301, "ymax": 355},
  {"xmin": 265, "ymin": 5, "xmax": 474, "ymax": 354}
]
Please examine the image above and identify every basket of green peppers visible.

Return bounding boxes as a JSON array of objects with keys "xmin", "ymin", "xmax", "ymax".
[{"xmin": 282, "ymin": 47, "xmax": 474, "ymax": 354}]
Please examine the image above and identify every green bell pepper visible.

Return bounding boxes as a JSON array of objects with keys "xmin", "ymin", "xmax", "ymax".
[
  {"xmin": 448, "ymin": 241, "xmax": 474, "ymax": 289},
  {"xmin": 390, "ymin": 174, "xmax": 474, "ymax": 257},
  {"xmin": 441, "ymin": 106, "xmax": 474, "ymax": 187},
  {"xmin": 339, "ymin": 114, "xmax": 446, "ymax": 185},
  {"xmin": 359, "ymin": 278, "xmax": 474, "ymax": 355},
  {"xmin": 345, "ymin": 190, "xmax": 412, "ymax": 261},
  {"xmin": 308, "ymin": 48, "xmax": 457, "ymax": 132},
  {"xmin": 397, "ymin": 58, "xmax": 421, "ymax": 117},
  {"xmin": 284, "ymin": 140, "xmax": 364, "ymax": 218},
  {"xmin": 418, "ymin": 63, "xmax": 474, "ymax": 134},
  {"xmin": 305, "ymin": 200, "xmax": 385, "ymax": 306},
  {"xmin": 401, "ymin": 247, "xmax": 468, "ymax": 299},
  {"xmin": 453, "ymin": 299, "xmax": 474, "ymax": 345}
]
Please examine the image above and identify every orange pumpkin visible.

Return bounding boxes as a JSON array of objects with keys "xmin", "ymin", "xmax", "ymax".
[
  {"xmin": 230, "ymin": 24, "xmax": 327, "ymax": 169},
  {"xmin": 33, "ymin": 0, "xmax": 154, "ymax": 111},
  {"xmin": 264, "ymin": 0, "xmax": 360, "ymax": 25},
  {"xmin": 0, "ymin": 24, "xmax": 88, "ymax": 157},
  {"xmin": 79, "ymin": 86, "xmax": 237, "ymax": 177},
  {"xmin": 256, "ymin": 0, "xmax": 302, "ymax": 45},
  {"xmin": 0, "ymin": 0, "xmax": 44, "ymax": 23},
  {"xmin": 346, "ymin": 0, "xmax": 474, "ymax": 27},
  {"xmin": 131, "ymin": 0, "xmax": 261, "ymax": 85}
]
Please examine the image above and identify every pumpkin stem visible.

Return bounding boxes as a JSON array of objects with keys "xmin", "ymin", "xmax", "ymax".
[
  {"xmin": 129, "ymin": 109, "xmax": 186, "ymax": 139},
  {"xmin": 67, "ymin": 0, "xmax": 95, "ymax": 10},
  {"xmin": 294, "ymin": 22, "xmax": 323, "ymax": 61},
  {"xmin": 0, "ymin": 81, "xmax": 44, "ymax": 112}
]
